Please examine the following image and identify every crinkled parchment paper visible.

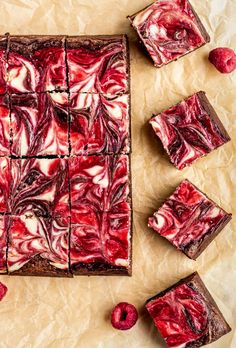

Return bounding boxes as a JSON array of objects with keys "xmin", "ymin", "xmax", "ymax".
[{"xmin": 0, "ymin": 0, "xmax": 235, "ymax": 347}]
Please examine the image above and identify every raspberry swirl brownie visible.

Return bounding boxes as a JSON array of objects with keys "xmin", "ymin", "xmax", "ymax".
[{"xmin": 128, "ymin": 0, "xmax": 210, "ymax": 67}]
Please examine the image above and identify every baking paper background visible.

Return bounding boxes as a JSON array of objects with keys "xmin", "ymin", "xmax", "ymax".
[{"xmin": 0, "ymin": 0, "xmax": 235, "ymax": 347}]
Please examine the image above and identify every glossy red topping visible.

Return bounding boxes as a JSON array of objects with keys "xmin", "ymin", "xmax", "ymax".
[
  {"xmin": 67, "ymin": 36, "xmax": 128, "ymax": 94},
  {"xmin": 0, "ymin": 158, "xmax": 11, "ymax": 213},
  {"xmin": 0, "ymin": 95, "xmax": 10, "ymax": 156},
  {"xmin": 70, "ymin": 208, "xmax": 130, "ymax": 269},
  {"xmin": 11, "ymin": 158, "xmax": 70, "ymax": 218},
  {"xmin": 150, "ymin": 92, "xmax": 230, "ymax": 169},
  {"xmin": 10, "ymin": 92, "xmax": 69, "ymax": 156},
  {"xmin": 146, "ymin": 282, "xmax": 209, "ymax": 347},
  {"xmin": 69, "ymin": 155, "xmax": 130, "ymax": 221},
  {"xmin": 209, "ymin": 47, "xmax": 236, "ymax": 74},
  {"xmin": 0, "ymin": 216, "xmax": 7, "ymax": 273},
  {"xmin": 148, "ymin": 180, "xmax": 231, "ymax": 259},
  {"xmin": 70, "ymin": 93, "xmax": 130, "ymax": 155},
  {"xmin": 0, "ymin": 281, "xmax": 8, "ymax": 300},
  {"xmin": 7, "ymin": 214, "xmax": 70, "ymax": 273},
  {"xmin": 7, "ymin": 36, "xmax": 67, "ymax": 93},
  {"xmin": 129, "ymin": 0, "xmax": 208, "ymax": 67},
  {"xmin": 111, "ymin": 302, "xmax": 138, "ymax": 330}
]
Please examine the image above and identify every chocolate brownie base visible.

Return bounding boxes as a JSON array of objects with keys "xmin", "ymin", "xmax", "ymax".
[
  {"xmin": 197, "ymin": 91, "xmax": 231, "ymax": 143},
  {"xmin": 181, "ymin": 179, "xmax": 232, "ymax": 260},
  {"xmin": 71, "ymin": 261, "xmax": 131, "ymax": 276},
  {"xmin": 8, "ymin": 254, "xmax": 72, "ymax": 277},
  {"xmin": 8, "ymin": 35, "xmax": 66, "ymax": 57}
]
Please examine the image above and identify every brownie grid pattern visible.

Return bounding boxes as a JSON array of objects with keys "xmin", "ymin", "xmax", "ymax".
[{"xmin": 0, "ymin": 34, "xmax": 131, "ymax": 276}]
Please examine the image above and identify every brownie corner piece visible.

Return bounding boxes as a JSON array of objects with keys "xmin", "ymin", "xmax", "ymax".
[
  {"xmin": 146, "ymin": 272, "xmax": 231, "ymax": 347},
  {"xmin": 70, "ymin": 208, "xmax": 132, "ymax": 276},
  {"xmin": 149, "ymin": 91, "xmax": 230, "ymax": 169},
  {"xmin": 128, "ymin": 0, "xmax": 210, "ymax": 67},
  {"xmin": 8, "ymin": 35, "xmax": 67, "ymax": 93},
  {"xmin": 7, "ymin": 214, "xmax": 71, "ymax": 277},
  {"xmin": 66, "ymin": 35, "xmax": 129, "ymax": 94},
  {"xmin": 148, "ymin": 179, "xmax": 231, "ymax": 260}
]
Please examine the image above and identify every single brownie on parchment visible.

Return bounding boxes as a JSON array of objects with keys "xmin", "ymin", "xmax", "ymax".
[
  {"xmin": 146, "ymin": 272, "xmax": 231, "ymax": 348},
  {"xmin": 148, "ymin": 179, "xmax": 232, "ymax": 259},
  {"xmin": 128, "ymin": 0, "xmax": 210, "ymax": 67},
  {"xmin": 150, "ymin": 91, "xmax": 230, "ymax": 169}
]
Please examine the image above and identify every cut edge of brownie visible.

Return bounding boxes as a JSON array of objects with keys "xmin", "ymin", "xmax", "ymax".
[
  {"xmin": 196, "ymin": 91, "xmax": 231, "ymax": 143},
  {"xmin": 8, "ymin": 35, "xmax": 67, "ymax": 54},
  {"xmin": 146, "ymin": 271, "xmax": 231, "ymax": 343},
  {"xmin": 71, "ymin": 261, "xmax": 131, "ymax": 276},
  {"xmin": 128, "ymin": 0, "xmax": 210, "ymax": 68},
  {"xmin": 8, "ymin": 254, "xmax": 72, "ymax": 278},
  {"xmin": 181, "ymin": 179, "xmax": 232, "ymax": 259}
]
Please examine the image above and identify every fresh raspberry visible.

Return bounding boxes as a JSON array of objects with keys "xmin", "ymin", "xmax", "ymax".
[
  {"xmin": 111, "ymin": 302, "xmax": 138, "ymax": 330},
  {"xmin": 209, "ymin": 47, "xmax": 236, "ymax": 74},
  {"xmin": 0, "ymin": 281, "xmax": 8, "ymax": 301}
]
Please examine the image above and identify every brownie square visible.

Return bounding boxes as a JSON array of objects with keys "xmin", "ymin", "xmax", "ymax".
[
  {"xmin": 146, "ymin": 272, "xmax": 231, "ymax": 347},
  {"xmin": 7, "ymin": 213, "xmax": 71, "ymax": 277},
  {"xmin": 66, "ymin": 35, "xmax": 129, "ymax": 94},
  {"xmin": 69, "ymin": 155, "xmax": 131, "ymax": 222},
  {"xmin": 0, "ymin": 157, "xmax": 11, "ymax": 213},
  {"xmin": 0, "ymin": 94, "xmax": 10, "ymax": 156},
  {"xmin": 69, "ymin": 93, "xmax": 130, "ymax": 155},
  {"xmin": 150, "ymin": 91, "xmax": 230, "ymax": 169},
  {"xmin": 10, "ymin": 92, "xmax": 69, "ymax": 156},
  {"xmin": 10, "ymin": 158, "xmax": 70, "ymax": 218},
  {"xmin": 70, "ymin": 207, "xmax": 131, "ymax": 275},
  {"xmin": 0, "ymin": 35, "xmax": 8, "ymax": 95},
  {"xmin": 7, "ymin": 35, "xmax": 67, "ymax": 93},
  {"xmin": 148, "ymin": 179, "xmax": 232, "ymax": 259},
  {"xmin": 128, "ymin": 0, "xmax": 210, "ymax": 68},
  {"xmin": 0, "ymin": 215, "xmax": 8, "ymax": 274}
]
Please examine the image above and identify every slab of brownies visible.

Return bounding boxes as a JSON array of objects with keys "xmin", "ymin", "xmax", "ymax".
[{"xmin": 0, "ymin": 34, "xmax": 132, "ymax": 277}]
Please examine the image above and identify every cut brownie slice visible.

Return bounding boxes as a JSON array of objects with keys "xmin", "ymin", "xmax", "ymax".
[
  {"xmin": 69, "ymin": 93, "xmax": 130, "ymax": 155},
  {"xmin": 66, "ymin": 35, "xmax": 129, "ymax": 94},
  {"xmin": 0, "ymin": 157, "xmax": 11, "ymax": 213},
  {"xmin": 0, "ymin": 35, "xmax": 8, "ymax": 95},
  {"xmin": 0, "ymin": 94, "xmax": 11, "ymax": 156},
  {"xmin": 148, "ymin": 179, "xmax": 232, "ymax": 259},
  {"xmin": 70, "ymin": 207, "xmax": 131, "ymax": 275},
  {"xmin": 10, "ymin": 158, "xmax": 70, "ymax": 218},
  {"xmin": 69, "ymin": 155, "xmax": 131, "ymax": 222},
  {"xmin": 7, "ymin": 35, "xmax": 67, "ymax": 93},
  {"xmin": 7, "ymin": 213, "xmax": 71, "ymax": 277},
  {"xmin": 0, "ymin": 215, "xmax": 8, "ymax": 274},
  {"xmin": 128, "ymin": 0, "xmax": 210, "ymax": 68},
  {"xmin": 150, "ymin": 91, "xmax": 230, "ymax": 169},
  {"xmin": 10, "ymin": 92, "xmax": 69, "ymax": 156},
  {"xmin": 146, "ymin": 272, "xmax": 231, "ymax": 347}
]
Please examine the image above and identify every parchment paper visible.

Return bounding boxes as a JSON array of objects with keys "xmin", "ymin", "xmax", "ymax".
[{"xmin": 0, "ymin": 0, "xmax": 235, "ymax": 347}]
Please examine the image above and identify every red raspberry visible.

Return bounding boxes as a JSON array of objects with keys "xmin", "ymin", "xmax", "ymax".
[
  {"xmin": 209, "ymin": 47, "xmax": 236, "ymax": 74},
  {"xmin": 111, "ymin": 302, "xmax": 138, "ymax": 330},
  {"xmin": 0, "ymin": 281, "xmax": 7, "ymax": 301}
]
